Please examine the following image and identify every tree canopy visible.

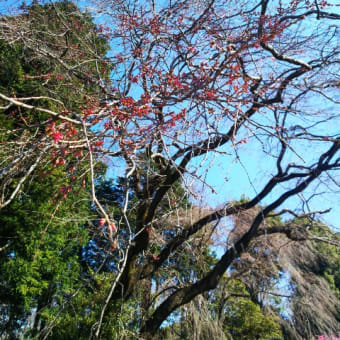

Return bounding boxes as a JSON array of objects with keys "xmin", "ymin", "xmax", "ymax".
[{"xmin": 0, "ymin": 0, "xmax": 339, "ymax": 339}]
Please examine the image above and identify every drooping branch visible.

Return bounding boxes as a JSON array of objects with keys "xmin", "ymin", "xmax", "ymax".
[{"xmin": 139, "ymin": 140, "xmax": 340, "ymax": 337}]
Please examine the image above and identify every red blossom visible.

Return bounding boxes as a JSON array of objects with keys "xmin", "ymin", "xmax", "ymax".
[
  {"xmin": 74, "ymin": 150, "xmax": 83, "ymax": 158},
  {"xmin": 205, "ymin": 90, "xmax": 216, "ymax": 100},
  {"xmin": 110, "ymin": 223, "xmax": 116, "ymax": 232},
  {"xmin": 93, "ymin": 140, "xmax": 104, "ymax": 147},
  {"xmin": 52, "ymin": 131, "xmax": 63, "ymax": 144}
]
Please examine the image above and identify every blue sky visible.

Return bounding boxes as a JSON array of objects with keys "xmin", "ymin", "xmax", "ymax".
[{"xmin": 197, "ymin": 140, "xmax": 340, "ymax": 230}]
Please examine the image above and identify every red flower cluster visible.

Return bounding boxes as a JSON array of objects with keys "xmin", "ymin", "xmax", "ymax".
[{"xmin": 46, "ymin": 122, "xmax": 63, "ymax": 144}]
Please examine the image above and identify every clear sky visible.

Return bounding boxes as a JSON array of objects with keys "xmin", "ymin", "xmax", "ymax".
[{"xmin": 194, "ymin": 139, "xmax": 340, "ymax": 231}]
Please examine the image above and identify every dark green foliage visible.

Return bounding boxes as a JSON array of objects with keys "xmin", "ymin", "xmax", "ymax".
[
  {"xmin": 0, "ymin": 1, "xmax": 111, "ymax": 337},
  {"xmin": 0, "ymin": 0, "xmax": 111, "ymax": 139},
  {"xmin": 220, "ymin": 280, "xmax": 282, "ymax": 340},
  {"xmin": 0, "ymin": 166, "xmax": 91, "ymax": 337}
]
